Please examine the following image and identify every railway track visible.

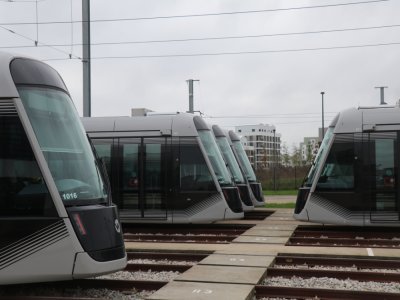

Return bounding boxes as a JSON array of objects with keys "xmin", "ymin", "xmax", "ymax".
[
  {"xmin": 287, "ymin": 225, "xmax": 400, "ymax": 248},
  {"xmin": 255, "ymin": 253, "xmax": 400, "ymax": 299},
  {"xmin": 122, "ymin": 223, "xmax": 253, "ymax": 243},
  {"xmin": 0, "ymin": 251, "xmax": 208, "ymax": 299}
]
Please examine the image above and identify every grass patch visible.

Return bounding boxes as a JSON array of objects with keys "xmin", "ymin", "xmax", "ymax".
[
  {"xmin": 263, "ymin": 189, "xmax": 298, "ymax": 196},
  {"xmin": 265, "ymin": 202, "xmax": 296, "ymax": 209}
]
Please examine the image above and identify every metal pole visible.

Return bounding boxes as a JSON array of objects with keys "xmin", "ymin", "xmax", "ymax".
[
  {"xmin": 321, "ymin": 92, "xmax": 325, "ymax": 140},
  {"xmin": 375, "ymin": 86, "xmax": 388, "ymax": 105},
  {"xmin": 273, "ymin": 129, "xmax": 276, "ymax": 191},
  {"xmin": 186, "ymin": 79, "xmax": 199, "ymax": 113},
  {"xmin": 187, "ymin": 79, "xmax": 194, "ymax": 113},
  {"xmin": 82, "ymin": 0, "xmax": 91, "ymax": 117}
]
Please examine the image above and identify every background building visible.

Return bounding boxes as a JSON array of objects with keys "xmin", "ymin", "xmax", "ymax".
[
  {"xmin": 300, "ymin": 137, "xmax": 319, "ymax": 164},
  {"xmin": 235, "ymin": 124, "xmax": 281, "ymax": 170},
  {"xmin": 240, "ymin": 136, "xmax": 256, "ymax": 167}
]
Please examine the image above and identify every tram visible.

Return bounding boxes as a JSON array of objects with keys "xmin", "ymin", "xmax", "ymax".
[
  {"xmin": 82, "ymin": 113, "xmax": 244, "ymax": 223},
  {"xmin": 295, "ymin": 106, "xmax": 400, "ymax": 226},
  {"xmin": 211, "ymin": 125, "xmax": 254, "ymax": 211},
  {"xmin": 0, "ymin": 52, "xmax": 126, "ymax": 285},
  {"xmin": 227, "ymin": 130, "xmax": 265, "ymax": 206}
]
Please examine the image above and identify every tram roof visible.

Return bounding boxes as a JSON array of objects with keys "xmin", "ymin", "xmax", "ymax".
[
  {"xmin": 82, "ymin": 113, "xmax": 203, "ymax": 137},
  {"xmin": 334, "ymin": 105, "xmax": 400, "ymax": 134},
  {"xmin": 0, "ymin": 52, "xmax": 20, "ymax": 98}
]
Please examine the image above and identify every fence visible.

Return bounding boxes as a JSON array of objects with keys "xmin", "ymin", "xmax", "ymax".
[{"xmin": 255, "ymin": 166, "xmax": 310, "ymax": 190}]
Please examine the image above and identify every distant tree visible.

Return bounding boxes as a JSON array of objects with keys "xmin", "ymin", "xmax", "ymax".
[
  {"xmin": 305, "ymin": 143, "xmax": 313, "ymax": 166},
  {"xmin": 291, "ymin": 144, "xmax": 303, "ymax": 167},
  {"xmin": 281, "ymin": 142, "xmax": 291, "ymax": 166}
]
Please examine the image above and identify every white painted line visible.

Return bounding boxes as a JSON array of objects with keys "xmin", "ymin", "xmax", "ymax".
[{"xmin": 367, "ymin": 248, "xmax": 374, "ymax": 256}]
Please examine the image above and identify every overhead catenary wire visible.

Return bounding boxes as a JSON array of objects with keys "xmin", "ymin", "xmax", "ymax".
[
  {"xmin": 203, "ymin": 112, "xmax": 337, "ymax": 126},
  {"xmin": 216, "ymin": 120, "xmax": 335, "ymax": 126},
  {"xmin": 204, "ymin": 114, "xmax": 338, "ymax": 119},
  {"xmin": 1, "ymin": 23, "xmax": 399, "ymax": 49},
  {"xmin": 0, "ymin": 0, "xmax": 391, "ymax": 26},
  {"xmin": 0, "ymin": 0, "xmax": 46, "ymax": 2},
  {"xmin": 0, "ymin": 24, "xmax": 81, "ymax": 59},
  {"xmin": 41, "ymin": 41, "xmax": 400, "ymax": 61}
]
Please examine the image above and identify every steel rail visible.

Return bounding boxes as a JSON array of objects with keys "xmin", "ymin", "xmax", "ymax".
[
  {"xmin": 276, "ymin": 254, "xmax": 400, "ymax": 269},
  {"xmin": 292, "ymin": 230, "xmax": 400, "ymax": 239},
  {"xmin": 255, "ymin": 285, "xmax": 400, "ymax": 300},
  {"xmin": 127, "ymin": 251, "xmax": 209, "ymax": 261},
  {"xmin": 124, "ymin": 233, "xmax": 235, "ymax": 243},
  {"xmin": 287, "ymin": 236, "xmax": 400, "ymax": 248},
  {"xmin": 125, "ymin": 263, "xmax": 191, "ymax": 273},
  {"xmin": 122, "ymin": 224, "xmax": 253, "ymax": 235},
  {"xmin": 0, "ymin": 279, "xmax": 167, "ymax": 299},
  {"xmin": 266, "ymin": 267, "xmax": 400, "ymax": 283}
]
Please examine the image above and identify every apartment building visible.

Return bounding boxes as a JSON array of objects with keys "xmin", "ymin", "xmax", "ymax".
[
  {"xmin": 300, "ymin": 137, "xmax": 319, "ymax": 164},
  {"xmin": 235, "ymin": 124, "xmax": 281, "ymax": 170}
]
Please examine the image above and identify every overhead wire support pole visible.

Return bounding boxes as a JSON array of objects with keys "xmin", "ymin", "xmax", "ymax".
[
  {"xmin": 186, "ymin": 79, "xmax": 199, "ymax": 113},
  {"xmin": 82, "ymin": 0, "xmax": 91, "ymax": 117},
  {"xmin": 375, "ymin": 86, "xmax": 388, "ymax": 105},
  {"xmin": 35, "ymin": 0, "xmax": 38, "ymax": 46}
]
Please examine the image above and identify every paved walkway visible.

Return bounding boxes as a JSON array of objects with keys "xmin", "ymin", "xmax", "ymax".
[
  {"xmin": 264, "ymin": 195, "xmax": 296, "ymax": 203},
  {"xmin": 137, "ymin": 208, "xmax": 400, "ymax": 300}
]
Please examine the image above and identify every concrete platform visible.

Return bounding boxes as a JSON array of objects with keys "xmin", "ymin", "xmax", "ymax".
[
  {"xmin": 265, "ymin": 216, "xmax": 296, "ymax": 221},
  {"xmin": 175, "ymin": 265, "xmax": 266, "ymax": 285},
  {"xmin": 148, "ymin": 281, "xmax": 254, "ymax": 300},
  {"xmin": 265, "ymin": 195, "xmax": 296, "ymax": 203},
  {"xmin": 125, "ymin": 207, "xmax": 400, "ymax": 300},
  {"xmin": 233, "ymin": 235, "xmax": 289, "ymax": 244},
  {"xmin": 199, "ymin": 253, "xmax": 274, "ymax": 268},
  {"xmin": 124, "ymin": 241, "xmax": 228, "ymax": 252},
  {"xmin": 247, "ymin": 224, "xmax": 298, "ymax": 230},
  {"xmin": 242, "ymin": 228, "xmax": 293, "ymax": 237},
  {"xmin": 256, "ymin": 219, "xmax": 304, "ymax": 225}
]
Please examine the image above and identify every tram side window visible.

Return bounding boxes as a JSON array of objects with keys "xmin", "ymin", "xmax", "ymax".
[
  {"xmin": 20, "ymin": 88, "xmax": 108, "ymax": 203},
  {"xmin": 145, "ymin": 143, "xmax": 162, "ymax": 190},
  {"xmin": 0, "ymin": 116, "xmax": 55, "ymax": 216},
  {"xmin": 121, "ymin": 143, "xmax": 140, "ymax": 190},
  {"xmin": 316, "ymin": 135, "xmax": 354, "ymax": 190},
  {"xmin": 180, "ymin": 139, "xmax": 215, "ymax": 191},
  {"xmin": 118, "ymin": 140, "xmax": 140, "ymax": 210}
]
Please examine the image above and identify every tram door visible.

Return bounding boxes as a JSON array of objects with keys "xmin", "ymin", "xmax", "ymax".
[
  {"xmin": 368, "ymin": 132, "xmax": 400, "ymax": 221},
  {"xmin": 119, "ymin": 137, "xmax": 168, "ymax": 219}
]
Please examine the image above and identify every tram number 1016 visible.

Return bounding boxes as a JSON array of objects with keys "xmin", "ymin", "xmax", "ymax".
[{"xmin": 62, "ymin": 192, "xmax": 78, "ymax": 200}]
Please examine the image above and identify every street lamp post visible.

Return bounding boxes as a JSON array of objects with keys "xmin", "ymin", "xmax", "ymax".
[
  {"xmin": 273, "ymin": 129, "xmax": 276, "ymax": 191},
  {"xmin": 321, "ymin": 92, "xmax": 325, "ymax": 140}
]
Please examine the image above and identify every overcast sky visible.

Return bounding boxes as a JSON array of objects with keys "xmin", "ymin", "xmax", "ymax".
[{"xmin": 1, "ymin": 0, "xmax": 399, "ymax": 149}]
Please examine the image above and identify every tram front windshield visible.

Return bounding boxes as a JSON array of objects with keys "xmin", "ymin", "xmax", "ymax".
[
  {"xmin": 232, "ymin": 140, "xmax": 257, "ymax": 182},
  {"xmin": 197, "ymin": 130, "xmax": 233, "ymax": 186},
  {"xmin": 303, "ymin": 127, "xmax": 334, "ymax": 187},
  {"xmin": 19, "ymin": 87, "xmax": 108, "ymax": 205},
  {"xmin": 215, "ymin": 137, "xmax": 245, "ymax": 184}
]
